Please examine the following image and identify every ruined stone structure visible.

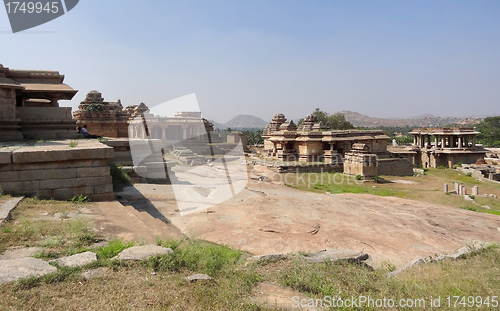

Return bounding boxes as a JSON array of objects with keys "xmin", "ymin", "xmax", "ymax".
[
  {"xmin": 0, "ymin": 63, "xmax": 78, "ymax": 141},
  {"xmin": 0, "ymin": 140, "xmax": 114, "ymax": 201},
  {"xmin": 263, "ymin": 113, "xmax": 390, "ymax": 162},
  {"xmin": 391, "ymin": 128, "xmax": 487, "ymax": 168},
  {"xmin": 343, "ymin": 143, "xmax": 378, "ymax": 177},
  {"xmin": 73, "ymin": 90, "xmax": 149, "ymax": 138}
]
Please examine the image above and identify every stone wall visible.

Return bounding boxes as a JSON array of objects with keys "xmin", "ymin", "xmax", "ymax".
[
  {"xmin": 0, "ymin": 140, "xmax": 114, "ymax": 201},
  {"xmin": 377, "ymin": 158, "xmax": 414, "ymax": 176}
]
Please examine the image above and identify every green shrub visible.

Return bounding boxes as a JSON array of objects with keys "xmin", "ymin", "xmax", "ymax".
[
  {"xmin": 68, "ymin": 140, "xmax": 78, "ymax": 148},
  {"xmin": 456, "ymin": 162, "xmax": 463, "ymax": 167},
  {"xmin": 373, "ymin": 176, "xmax": 382, "ymax": 183},
  {"xmin": 94, "ymin": 239, "xmax": 134, "ymax": 259},
  {"xmin": 85, "ymin": 103, "xmax": 104, "ymax": 112},
  {"xmin": 466, "ymin": 172, "xmax": 472, "ymax": 177},
  {"xmin": 437, "ymin": 165, "xmax": 446, "ymax": 169},
  {"xmin": 110, "ymin": 164, "xmax": 133, "ymax": 191},
  {"xmin": 355, "ymin": 174, "xmax": 362, "ymax": 180},
  {"xmin": 70, "ymin": 194, "xmax": 88, "ymax": 203}
]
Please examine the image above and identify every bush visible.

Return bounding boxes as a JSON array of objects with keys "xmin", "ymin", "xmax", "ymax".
[
  {"xmin": 110, "ymin": 164, "xmax": 133, "ymax": 191},
  {"xmin": 84, "ymin": 103, "xmax": 104, "ymax": 112},
  {"xmin": 373, "ymin": 176, "xmax": 382, "ymax": 183},
  {"xmin": 355, "ymin": 174, "xmax": 362, "ymax": 180},
  {"xmin": 466, "ymin": 172, "xmax": 472, "ymax": 177},
  {"xmin": 437, "ymin": 165, "xmax": 446, "ymax": 169}
]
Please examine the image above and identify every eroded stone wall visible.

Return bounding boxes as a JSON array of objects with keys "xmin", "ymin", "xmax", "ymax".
[{"xmin": 0, "ymin": 140, "xmax": 114, "ymax": 201}]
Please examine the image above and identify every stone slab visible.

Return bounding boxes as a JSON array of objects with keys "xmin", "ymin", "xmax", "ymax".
[
  {"xmin": 13, "ymin": 159, "xmax": 108, "ymax": 171},
  {"xmin": 1, "ymin": 180, "xmax": 40, "ymax": 193},
  {"xmin": 0, "ymin": 257, "xmax": 57, "ymax": 283},
  {"xmin": 0, "ymin": 197, "xmax": 23, "ymax": 225},
  {"xmin": 301, "ymin": 248, "xmax": 369, "ymax": 263},
  {"xmin": 0, "ymin": 247, "xmax": 42, "ymax": 260},
  {"xmin": 0, "ymin": 168, "xmax": 77, "ymax": 182},
  {"xmin": 11, "ymin": 141, "xmax": 113, "ymax": 164},
  {"xmin": 115, "ymin": 245, "xmax": 173, "ymax": 261},
  {"xmin": 50, "ymin": 251, "xmax": 98, "ymax": 267},
  {"xmin": 94, "ymin": 184, "xmax": 114, "ymax": 194},
  {"xmin": 39, "ymin": 176, "xmax": 112, "ymax": 190}
]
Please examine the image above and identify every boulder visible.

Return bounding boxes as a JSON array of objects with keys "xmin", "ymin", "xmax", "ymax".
[
  {"xmin": 50, "ymin": 251, "xmax": 98, "ymax": 267},
  {"xmin": 115, "ymin": 245, "xmax": 173, "ymax": 261},
  {"xmin": 0, "ymin": 257, "xmax": 57, "ymax": 283}
]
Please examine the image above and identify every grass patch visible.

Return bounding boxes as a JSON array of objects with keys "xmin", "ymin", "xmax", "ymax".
[
  {"xmin": 93, "ymin": 239, "xmax": 134, "ymax": 259},
  {"xmin": 110, "ymin": 164, "xmax": 133, "ymax": 191},
  {"xmin": 144, "ymin": 240, "xmax": 244, "ymax": 276}
]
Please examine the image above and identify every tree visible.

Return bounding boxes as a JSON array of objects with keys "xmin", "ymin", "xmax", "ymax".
[
  {"xmin": 476, "ymin": 116, "xmax": 500, "ymax": 147},
  {"xmin": 327, "ymin": 113, "xmax": 355, "ymax": 130}
]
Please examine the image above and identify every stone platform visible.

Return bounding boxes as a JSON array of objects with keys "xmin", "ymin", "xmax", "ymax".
[{"xmin": 0, "ymin": 140, "xmax": 114, "ymax": 201}]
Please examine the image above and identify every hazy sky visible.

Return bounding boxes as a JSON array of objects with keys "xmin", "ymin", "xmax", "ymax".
[{"xmin": 1, "ymin": 1, "xmax": 500, "ymax": 123}]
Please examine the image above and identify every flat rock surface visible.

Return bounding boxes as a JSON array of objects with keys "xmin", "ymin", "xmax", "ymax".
[
  {"xmin": 0, "ymin": 247, "xmax": 43, "ymax": 260},
  {"xmin": 115, "ymin": 245, "xmax": 173, "ymax": 260},
  {"xmin": 123, "ymin": 169, "xmax": 500, "ymax": 267},
  {"xmin": 50, "ymin": 251, "xmax": 97, "ymax": 267},
  {"xmin": 0, "ymin": 197, "xmax": 24, "ymax": 225},
  {"xmin": 0, "ymin": 257, "xmax": 57, "ymax": 283},
  {"xmin": 250, "ymin": 282, "xmax": 323, "ymax": 311}
]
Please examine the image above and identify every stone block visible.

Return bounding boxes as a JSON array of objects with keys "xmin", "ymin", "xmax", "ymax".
[
  {"xmin": 444, "ymin": 184, "xmax": 448, "ymax": 193},
  {"xmin": 0, "ymin": 168, "xmax": 77, "ymax": 182},
  {"xmin": 0, "ymin": 150, "xmax": 12, "ymax": 164},
  {"xmin": 76, "ymin": 166, "xmax": 110, "ymax": 178},
  {"xmin": 94, "ymin": 184, "xmax": 113, "ymax": 194},
  {"xmin": 39, "ymin": 176, "xmax": 112, "ymax": 190},
  {"xmin": 50, "ymin": 186, "xmax": 95, "ymax": 200},
  {"xmin": 1, "ymin": 180, "xmax": 40, "ymax": 193},
  {"xmin": 0, "ymin": 163, "xmax": 13, "ymax": 172},
  {"xmin": 13, "ymin": 159, "xmax": 108, "ymax": 171},
  {"xmin": 12, "ymin": 144, "xmax": 113, "ymax": 164},
  {"xmin": 454, "ymin": 183, "xmax": 459, "ymax": 193}
]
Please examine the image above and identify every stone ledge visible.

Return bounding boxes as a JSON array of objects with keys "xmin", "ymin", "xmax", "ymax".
[
  {"xmin": 10, "ymin": 140, "xmax": 113, "ymax": 164},
  {"xmin": 39, "ymin": 176, "xmax": 112, "ymax": 190}
]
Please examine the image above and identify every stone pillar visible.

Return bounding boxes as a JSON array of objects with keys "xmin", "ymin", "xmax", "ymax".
[
  {"xmin": 472, "ymin": 186, "xmax": 478, "ymax": 196},
  {"xmin": 458, "ymin": 136, "xmax": 462, "ymax": 148},
  {"xmin": 435, "ymin": 136, "xmax": 438, "ymax": 148},
  {"xmin": 472, "ymin": 135, "xmax": 476, "ymax": 148},
  {"xmin": 182, "ymin": 127, "xmax": 187, "ymax": 140},
  {"xmin": 455, "ymin": 182, "xmax": 459, "ymax": 193},
  {"xmin": 413, "ymin": 135, "xmax": 417, "ymax": 145},
  {"xmin": 461, "ymin": 186, "xmax": 467, "ymax": 196},
  {"xmin": 444, "ymin": 184, "xmax": 448, "ymax": 193}
]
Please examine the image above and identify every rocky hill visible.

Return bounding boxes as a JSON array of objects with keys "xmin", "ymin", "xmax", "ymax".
[
  {"xmin": 210, "ymin": 115, "xmax": 268, "ymax": 130},
  {"xmin": 338, "ymin": 111, "xmax": 480, "ymax": 128}
]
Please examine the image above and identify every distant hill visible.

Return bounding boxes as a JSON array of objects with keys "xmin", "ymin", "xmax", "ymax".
[
  {"xmin": 338, "ymin": 110, "xmax": 481, "ymax": 128},
  {"xmin": 210, "ymin": 114, "xmax": 268, "ymax": 130}
]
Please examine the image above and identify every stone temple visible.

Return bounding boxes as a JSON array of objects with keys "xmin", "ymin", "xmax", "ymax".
[{"xmin": 0, "ymin": 63, "xmax": 79, "ymax": 141}]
